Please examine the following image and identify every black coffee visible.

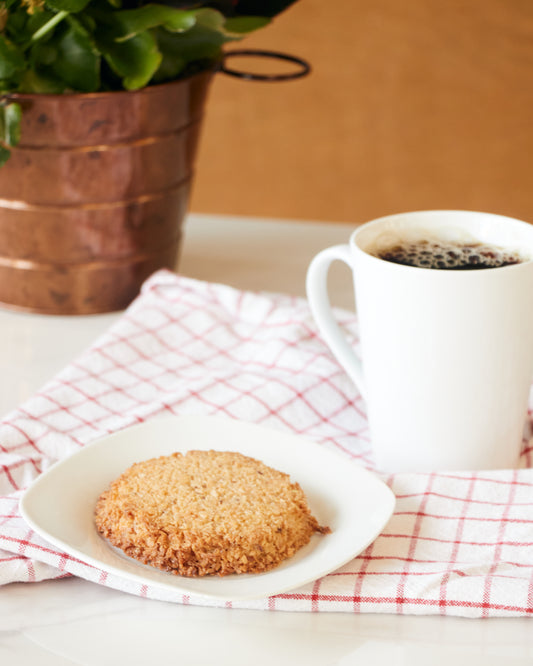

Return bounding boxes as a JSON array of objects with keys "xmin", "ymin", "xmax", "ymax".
[{"xmin": 376, "ymin": 239, "xmax": 525, "ymax": 270}]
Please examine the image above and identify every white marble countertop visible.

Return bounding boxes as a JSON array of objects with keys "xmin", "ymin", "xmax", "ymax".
[{"xmin": 1, "ymin": 214, "xmax": 532, "ymax": 665}]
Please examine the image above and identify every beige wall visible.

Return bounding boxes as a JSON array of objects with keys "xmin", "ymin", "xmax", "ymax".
[{"xmin": 190, "ymin": 0, "xmax": 533, "ymax": 225}]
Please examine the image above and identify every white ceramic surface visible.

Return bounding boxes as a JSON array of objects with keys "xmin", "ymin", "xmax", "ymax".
[{"xmin": 20, "ymin": 414, "xmax": 395, "ymax": 601}]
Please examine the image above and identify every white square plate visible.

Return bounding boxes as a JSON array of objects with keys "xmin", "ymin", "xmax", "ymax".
[{"xmin": 20, "ymin": 415, "xmax": 395, "ymax": 601}]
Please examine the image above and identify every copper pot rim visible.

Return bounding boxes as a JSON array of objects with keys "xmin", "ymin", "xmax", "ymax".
[{"xmin": 1, "ymin": 65, "xmax": 217, "ymax": 104}]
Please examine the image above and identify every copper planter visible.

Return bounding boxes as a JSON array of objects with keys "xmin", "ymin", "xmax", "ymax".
[{"xmin": 0, "ymin": 70, "xmax": 214, "ymax": 314}]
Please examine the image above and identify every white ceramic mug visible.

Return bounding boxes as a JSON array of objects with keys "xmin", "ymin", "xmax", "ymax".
[{"xmin": 306, "ymin": 210, "xmax": 533, "ymax": 472}]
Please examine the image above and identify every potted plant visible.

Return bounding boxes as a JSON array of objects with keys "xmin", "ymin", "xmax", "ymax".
[{"xmin": 0, "ymin": 0, "xmax": 304, "ymax": 314}]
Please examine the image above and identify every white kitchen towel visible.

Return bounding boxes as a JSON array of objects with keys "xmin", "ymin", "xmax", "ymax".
[{"xmin": 1, "ymin": 270, "xmax": 532, "ymax": 617}]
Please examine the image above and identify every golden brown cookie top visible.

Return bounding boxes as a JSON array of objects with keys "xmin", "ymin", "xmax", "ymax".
[{"xmin": 95, "ymin": 450, "xmax": 329, "ymax": 577}]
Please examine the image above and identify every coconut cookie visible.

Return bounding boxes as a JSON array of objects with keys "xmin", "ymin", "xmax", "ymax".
[{"xmin": 94, "ymin": 449, "xmax": 330, "ymax": 577}]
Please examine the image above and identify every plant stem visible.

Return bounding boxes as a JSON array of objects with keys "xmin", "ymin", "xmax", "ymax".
[{"xmin": 30, "ymin": 10, "xmax": 68, "ymax": 43}]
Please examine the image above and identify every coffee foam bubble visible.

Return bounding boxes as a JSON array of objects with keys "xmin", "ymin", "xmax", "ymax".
[{"xmin": 369, "ymin": 227, "xmax": 527, "ymax": 270}]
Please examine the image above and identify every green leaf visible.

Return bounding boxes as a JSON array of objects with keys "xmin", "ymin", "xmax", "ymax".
[
  {"xmin": 112, "ymin": 5, "xmax": 196, "ymax": 42},
  {"xmin": 153, "ymin": 27, "xmax": 186, "ymax": 83},
  {"xmin": 18, "ymin": 68, "xmax": 66, "ymax": 93},
  {"xmin": 0, "ymin": 105, "xmax": 5, "ymax": 142},
  {"xmin": 194, "ymin": 8, "xmax": 225, "ymax": 31},
  {"xmin": 0, "ymin": 144, "xmax": 11, "ymax": 167},
  {"xmin": 5, "ymin": 8, "xmax": 26, "ymax": 40},
  {"xmin": 155, "ymin": 23, "xmax": 229, "ymax": 66},
  {"xmin": 77, "ymin": 12, "xmax": 97, "ymax": 32},
  {"xmin": 0, "ymin": 35, "xmax": 25, "ymax": 79},
  {"xmin": 2, "ymin": 101, "xmax": 21, "ymax": 146},
  {"xmin": 45, "ymin": 0, "xmax": 92, "ymax": 13},
  {"xmin": 152, "ymin": 8, "xmax": 230, "ymax": 83},
  {"xmin": 224, "ymin": 16, "xmax": 270, "ymax": 34},
  {"xmin": 98, "ymin": 30, "xmax": 162, "ymax": 89},
  {"xmin": 30, "ymin": 42, "xmax": 57, "ymax": 65},
  {"xmin": 46, "ymin": 19, "xmax": 100, "ymax": 91},
  {"xmin": 0, "ymin": 100, "xmax": 21, "ymax": 166}
]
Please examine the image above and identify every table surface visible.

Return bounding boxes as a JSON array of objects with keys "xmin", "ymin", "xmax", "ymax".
[{"xmin": 2, "ymin": 214, "xmax": 532, "ymax": 665}]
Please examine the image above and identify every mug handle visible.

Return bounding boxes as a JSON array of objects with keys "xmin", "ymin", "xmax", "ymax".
[{"xmin": 306, "ymin": 244, "xmax": 367, "ymax": 399}]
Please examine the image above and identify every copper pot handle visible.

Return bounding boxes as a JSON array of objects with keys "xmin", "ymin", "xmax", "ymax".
[{"xmin": 218, "ymin": 49, "xmax": 311, "ymax": 81}]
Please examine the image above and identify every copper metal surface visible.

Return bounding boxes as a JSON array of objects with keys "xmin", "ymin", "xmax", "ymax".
[{"xmin": 0, "ymin": 70, "xmax": 214, "ymax": 314}]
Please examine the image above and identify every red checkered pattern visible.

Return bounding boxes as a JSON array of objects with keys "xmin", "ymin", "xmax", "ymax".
[{"xmin": 1, "ymin": 271, "xmax": 533, "ymax": 617}]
